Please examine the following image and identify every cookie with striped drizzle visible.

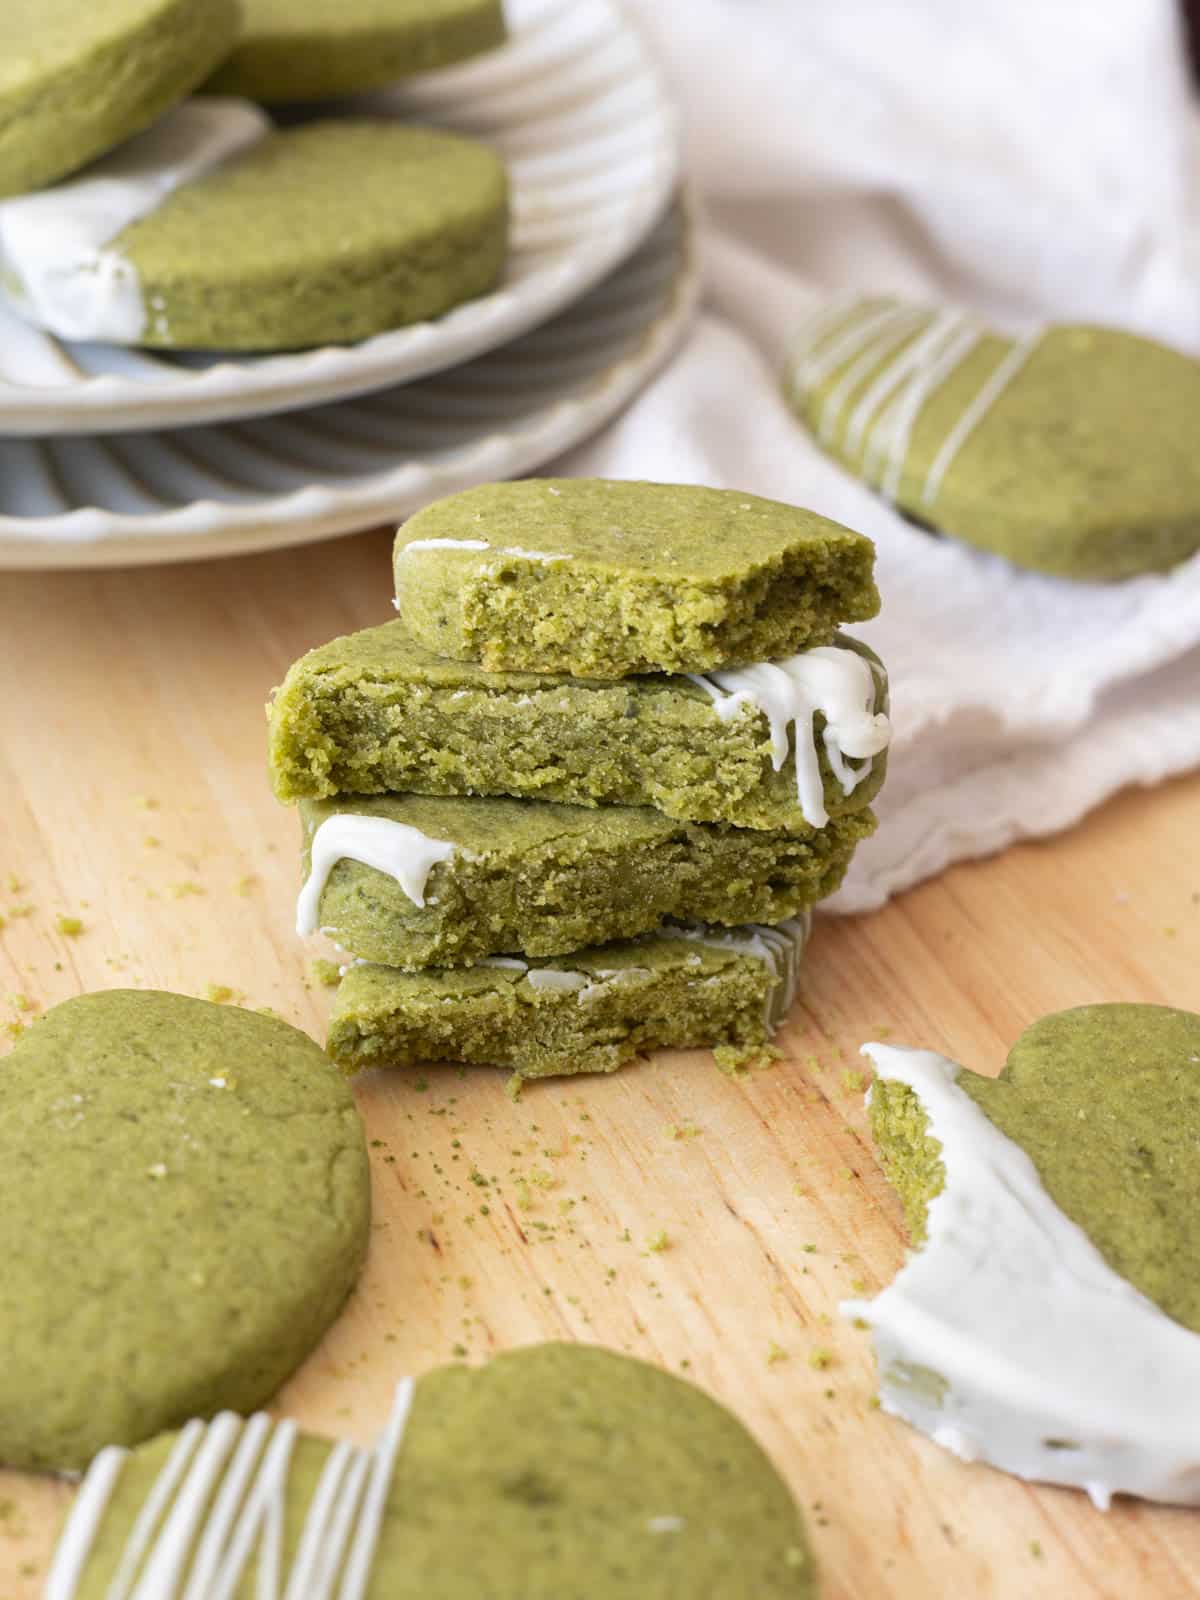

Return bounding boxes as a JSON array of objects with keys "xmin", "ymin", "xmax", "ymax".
[{"xmin": 46, "ymin": 1382, "xmax": 415, "ymax": 1600}]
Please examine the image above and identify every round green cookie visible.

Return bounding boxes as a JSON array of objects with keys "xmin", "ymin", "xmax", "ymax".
[
  {"xmin": 51, "ymin": 1344, "xmax": 816, "ymax": 1598},
  {"xmin": 0, "ymin": 990, "xmax": 371, "ymax": 1473},
  {"xmin": 104, "ymin": 119, "xmax": 508, "ymax": 349},
  {"xmin": 0, "ymin": 0, "xmax": 240, "ymax": 198},
  {"xmin": 205, "ymin": 0, "xmax": 507, "ymax": 103}
]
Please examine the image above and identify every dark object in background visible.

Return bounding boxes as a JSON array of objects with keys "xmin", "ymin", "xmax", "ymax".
[{"xmin": 1184, "ymin": 0, "xmax": 1200, "ymax": 76}]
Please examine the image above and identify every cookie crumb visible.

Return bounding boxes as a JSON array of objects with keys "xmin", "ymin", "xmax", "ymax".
[{"xmin": 55, "ymin": 915, "xmax": 85, "ymax": 937}]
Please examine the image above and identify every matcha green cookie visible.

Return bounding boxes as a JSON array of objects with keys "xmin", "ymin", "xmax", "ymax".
[
  {"xmin": 328, "ymin": 916, "xmax": 810, "ymax": 1085},
  {"xmin": 0, "ymin": 103, "xmax": 508, "ymax": 349},
  {"xmin": 845, "ymin": 1004, "xmax": 1200, "ymax": 1506},
  {"xmin": 206, "ymin": 0, "xmax": 507, "ymax": 103},
  {"xmin": 48, "ymin": 1344, "xmax": 815, "ymax": 1599},
  {"xmin": 297, "ymin": 791, "xmax": 873, "ymax": 968},
  {"xmin": 268, "ymin": 619, "xmax": 890, "ymax": 832},
  {"xmin": 0, "ymin": 0, "xmax": 239, "ymax": 198},
  {"xmin": 786, "ymin": 297, "xmax": 1200, "ymax": 580},
  {"xmin": 0, "ymin": 990, "xmax": 370, "ymax": 1473},
  {"xmin": 394, "ymin": 479, "xmax": 880, "ymax": 677}
]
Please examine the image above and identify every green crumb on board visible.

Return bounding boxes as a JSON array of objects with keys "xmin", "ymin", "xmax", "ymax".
[
  {"xmin": 767, "ymin": 1342, "xmax": 788, "ymax": 1366},
  {"xmin": 233, "ymin": 875, "xmax": 259, "ymax": 896},
  {"xmin": 714, "ymin": 1042, "xmax": 781, "ymax": 1077},
  {"xmin": 55, "ymin": 915, "xmax": 85, "ymax": 937},
  {"xmin": 1030, "ymin": 1541, "xmax": 1044, "ymax": 1560},
  {"xmin": 133, "ymin": 796, "xmax": 160, "ymax": 811},
  {"xmin": 841, "ymin": 1069, "xmax": 866, "ymax": 1094},
  {"xmin": 645, "ymin": 1230, "xmax": 671, "ymax": 1254},
  {"xmin": 171, "ymin": 881, "xmax": 205, "ymax": 899},
  {"xmin": 808, "ymin": 1348, "xmax": 834, "ymax": 1371},
  {"xmin": 8, "ymin": 904, "xmax": 34, "ymax": 919},
  {"xmin": 310, "ymin": 959, "xmax": 342, "ymax": 988},
  {"xmin": 666, "ymin": 1122, "xmax": 702, "ymax": 1140},
  {"xmin": 205, "ymin": 985, "xmax": 246, "ymax": 1005}
]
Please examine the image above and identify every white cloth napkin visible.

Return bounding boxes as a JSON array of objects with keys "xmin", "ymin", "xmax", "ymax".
[{"xmin": 551, "ymin": 0, "xmax": 1200, "ymax": 911}]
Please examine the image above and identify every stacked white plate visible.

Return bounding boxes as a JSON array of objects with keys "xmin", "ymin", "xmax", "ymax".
[{"xmin": 0, "ymin": 0, "xmax": 692, "ymax": 567}]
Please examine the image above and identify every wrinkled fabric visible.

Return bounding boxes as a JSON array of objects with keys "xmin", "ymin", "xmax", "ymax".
[{"xmin": 551, "ymin": 0, "xmax": 1200, "ymax": 909}]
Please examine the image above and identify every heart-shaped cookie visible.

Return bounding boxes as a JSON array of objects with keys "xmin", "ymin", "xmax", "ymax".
[
  {"xmin": 846, "ymin": 1004, "xmax": 1200, "ymax": 1506},
  {"xmin": 787, "ymin": 298, "xmax": 1200, "ymax": 580}
]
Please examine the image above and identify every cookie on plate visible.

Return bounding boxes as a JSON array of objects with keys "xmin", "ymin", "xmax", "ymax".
[
  {"xmin": 296, "ymin": 791, "xmax": 873, "ymax": 968},
  {"xmin": 46, "ymin": 1344, "xmax": 816, "ymax": 1599},
  {"xmin": 846, "ymin": 1004, "xmax": 1200, "ymax": 1506},
  {"xmin": 393, "ymin": 479, "xmax": 880, "ymax": 678},
  {"xmin": 327, "ymin": 915, "xmax": 810, "ymax": 1085},
  {"xmin": 786, "ymin": 296, "xmax": 1200, "ymax": 580},
  {"xmin": 0, "ymin": 0, "xmax": 239, "ymax": 197},
  {"xmin": 267, "ymin": 618, "xmax": 890, "ymax": 832},
  {"xmin": 205, "ymin": 0, "xmax": 507, "ymax": 103},
  {"xmin": 0, "ymin": 990, "xmax": 371, "ymax": 1473},
  {"xmin": 0, "ymin": 101, "xmax": 509, "ymax": 349}
]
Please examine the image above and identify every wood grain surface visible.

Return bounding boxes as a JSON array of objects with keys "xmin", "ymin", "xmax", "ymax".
[{"xmin": 1, "ymin": 526, "xmax": 1198, "ymax": 1599}]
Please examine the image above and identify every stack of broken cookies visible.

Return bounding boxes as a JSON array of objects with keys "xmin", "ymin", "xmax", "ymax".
[{"xmin": 268, "ymin": 477, "xmax": 892, "ymax": 1089}]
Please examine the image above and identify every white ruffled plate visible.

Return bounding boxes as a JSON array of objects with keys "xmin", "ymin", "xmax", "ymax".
[
  {"xmin": 0, "ymin": 197, "xmax": 697, "ymax": 567},
  {"xmin": 0, "ymin": 0, "xmax": 679, "ymax": 437}
]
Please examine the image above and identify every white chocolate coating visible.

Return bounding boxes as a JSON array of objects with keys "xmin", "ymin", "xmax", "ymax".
[
  {"xmin": 689, "ymin": 647, "xmax": 890, "ymax": 829},
  {"xmin": 843, "ymin": 1043, "xmax": 1200, "ymax": 1508},
  {"xmin": 0, "ymin": 99, "xmax": 269, "ymax": 343},
  {"xmin": 45, "ymin": 1381, "xmax": 416, "ymax": 1599},
  {"xmin": 296, "ymin": 814, "xmax": 458, "ymax": 936}
]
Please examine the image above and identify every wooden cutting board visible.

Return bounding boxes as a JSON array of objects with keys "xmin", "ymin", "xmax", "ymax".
[{"xmin": 1, "ymin": 526, "xmax": 1197, "ymax": 1599}]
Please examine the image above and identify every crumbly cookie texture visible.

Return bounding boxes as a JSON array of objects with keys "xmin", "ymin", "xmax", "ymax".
[
  {"xmin": 0, "ymin": 0, "xmax": 239, "ymax": 196},
  {"xmin": 297, "ymin": 790, "xmax": 873, "ymax": 968},
  {"xmin": 787, "ymin": 297, "xmax": 1200, "ymax": 580},
  {"xmin": 393, "ymin": 479, "xmax": 880, "ymax": 677},
  {"xmin": 268, "ymin": 619, "xmax": 889, "ymax": 832},
  {"xmin": 328, "ymin": 916, "xmax": 809, "ymax": 1084},
  {"xmin": 204, "ymin": 0, "xmax": 507, "ymax": 103},
  {"xmin": 848, "ymin": 1003, "xmax": 1200, "ymax": 1507},
  {"xmin": 0, "ymin": 989, "xmax": 370, "ymax": 1473},
  {"xmin": 50, "ymin": 1344, "xmax": 816, "ymax": 1599}
]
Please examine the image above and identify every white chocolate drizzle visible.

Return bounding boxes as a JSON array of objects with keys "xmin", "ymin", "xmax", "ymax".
[
  {"xmin": 671, "ymin": 913, "xmax": 811, "ymax": 1031},
  {"xmin": 789, "ymin": 298, "xmax": 1042, "ymax": 510},
  {"xmin": 525, "ymin": 967, "xmax": 589, "ymax": 993},
  {"xmin": 296, "ymin": 814, "xmax": 458, "ymax": 936},
  {"xmin": 446, "ymin": 916, "xmax": 810, "ymax": 1031},
  {"xmin": 689, "ymin": 646, "xmax": 890, "ymax": 829},
  {"xmin": 842, "ymin": 1044, "xmax": 1200, "ymax": 1508},
  {"xmin": 0, "ymin": 100, "xmax": 270, "ymax": 343},
  {"xmin": 45, "ymin": 1381, "xmax": 416, "ymax": 1600},
  {"xmin": 398, "ymin": 539, "xmax": 570, "ymax": 563}
]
